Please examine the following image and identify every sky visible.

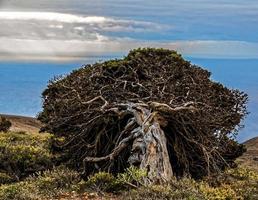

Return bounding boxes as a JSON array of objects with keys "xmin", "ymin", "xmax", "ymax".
[
  {"xmin": 0, "ymin": 0, "xmax": 257, "ymax": 142},
  {"xmin": 1, "ymin": 0, "xmax": 258, "ymax": 60}
]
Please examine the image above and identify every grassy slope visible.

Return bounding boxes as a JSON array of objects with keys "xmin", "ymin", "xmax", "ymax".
[
  {"xmin": 0, "ymin": 115, "xmax": 257, "ymax": 199},
  {"xmin": 237, "ymin": 137, "xmax": 258, "ymax": 172},
  {"xmin": 0, "ymin": 114, "xmax": 42, "ymax": 134}
]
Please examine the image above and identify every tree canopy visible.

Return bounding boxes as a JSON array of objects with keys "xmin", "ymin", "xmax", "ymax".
[{"xmin": 38, "ymin": 48, "xmax": 247, "ymax": 181}]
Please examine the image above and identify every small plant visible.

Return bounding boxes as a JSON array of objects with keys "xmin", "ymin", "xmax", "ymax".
[
  {"xmin": 122, "ymin": 178, "xmax": 204, "ymax": 200},
  {"xmin": 196, "ymin": 167, "xmax": 258, "ymax": 200},
  {"xmin": 0, "ymin": 184, "xmax": 22, "ymax": 200},
  {"xmin": 0, "ymin": 173, "xmax": 14, "ymax": 184},
  {"xmin": 0, "ymin": 117, "xmax": 11, "ymax": 133},
  {"xmin": 81, "ymin": 167, "xmax": 147, "ymax": 193},
  {"xmin": 27, "ymin": 166, "xmax": 80, "ymax": 193},
  {"xmin": 116, "ymin": 166, "xmax": 147, "ymax": 188},
  {"xmin": 84, "ymin": 172, "xmax": 117, "ymax": 192}
]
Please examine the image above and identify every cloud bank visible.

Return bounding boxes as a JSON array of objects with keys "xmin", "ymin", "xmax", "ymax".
[
  {"xmin": 0, "ymin": 11, "xmax": 258, "ymax": 61},
  {"xmin": 1, "ymin": 38, "xmax": 258, "ymax": 62}
]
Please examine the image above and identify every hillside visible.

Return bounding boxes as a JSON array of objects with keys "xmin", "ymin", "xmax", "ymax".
[
  {"xmin": 237, "ymin": 137, "xmax": 258, "ymax": 171},
  {"xmin": 0, "ymin": 114, "xmax": 42, "ymax": 133}
]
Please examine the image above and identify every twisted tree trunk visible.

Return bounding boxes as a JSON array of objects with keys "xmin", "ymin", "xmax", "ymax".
[
  {"xmin": 127, "ymin": 103, "xmax": 173, "ymax": 182},
  {"xmin": 83, "ymin": 102, "xmax": 198, "ymax": 182}
]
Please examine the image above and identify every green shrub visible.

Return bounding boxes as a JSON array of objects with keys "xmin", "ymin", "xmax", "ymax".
[
  {"xmin": 224, "ymin": 167, "xmax": 258, "ymax": 199},
  {"xmin": 116, "ymin": 166, "xmax": 147, "ymax": 188},
  {"xmin": 121, "ymin": 167, "xmax": 258, "ymax": 200},
  {"xmin": 0, "ymin": 167, "xmax": 80, "ymax": 200},
  {"xmin": 0, "ymin": 117, "xmax": 11, "ymax": 132},
  {"xmin": 194, "ymin": 167, "xmax": 258, "ymax": 200},
  {"xmin": 123, "ymin": 178, "xmax": 204, "ymax": 200},
  {"xmin": 0, "ymin": 173, "xmax": 14, "ymax": 184},
  {"xmin": 0, "ymin": 131, "xmax": 54, "ymax": 180},
  {"xmin": 0, "ymin": 183, "xmax": 23, "ymax": 200},
  {"xmin": 83, "ymin": 172, "xmax": 117, "ymax": 192},
  {"xmin": 81, "ymin": 166, "xmax": 148, "ymax": 193},
  {"xmin": 27, "ymin": 166, "xmax": 80, "ymax": 195}
]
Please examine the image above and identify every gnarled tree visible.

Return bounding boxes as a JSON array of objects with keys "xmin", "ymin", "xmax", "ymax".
[{"xmin": 38, "ymin": 48, "xmax": 247, "ymax": 182}]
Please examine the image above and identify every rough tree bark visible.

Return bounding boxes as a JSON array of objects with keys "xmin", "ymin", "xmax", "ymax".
[{"xmin": 127, "ymin": 106, "xmax": 173, "ymax": 183}]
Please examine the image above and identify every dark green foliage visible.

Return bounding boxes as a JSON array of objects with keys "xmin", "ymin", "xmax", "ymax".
[{"xmin": 0, "ymin": 117, "xmax": 11, "ymax": 133}]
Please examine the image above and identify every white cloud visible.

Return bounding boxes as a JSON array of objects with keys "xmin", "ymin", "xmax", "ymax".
[
  {"xmin": 0, "ymin": 11, "xmax": 257, "ymax": 61},
  {"xmin": 0, "ymin": 11, "xmax": 108, "ymax": 23},
  {"xmin": 49, "ymin": 24, "xmax": 63, "ymax": 29},
  {"xmin": 0, "ymin": 11, "xmax": 164, "ymax": 33},
  {"xmin": 0, "ymin": 38, "xmax": 258, "ymax": 61},
  {"xmin": 0, "ymin": 11, "xmax": 167, "ymax": 43},
  {"xmin": 74, "ymin": 26, "xmax": 84, "ymax": 31}
]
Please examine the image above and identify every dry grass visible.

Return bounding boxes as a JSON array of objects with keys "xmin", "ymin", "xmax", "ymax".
[
  {"xmin": 237, "ymin": 137, "xmax": 258, "ymax": 172},
  {"xmin": 0, "ymin": 114, "xmax": 42, "ymax": 134}
]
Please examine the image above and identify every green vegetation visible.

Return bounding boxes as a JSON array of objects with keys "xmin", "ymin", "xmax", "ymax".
[
  {"xmin": 0, "ymin": 158, "xmax": 257, "ymax": 200},
  {"xmin": 0, "ymin": 117, "xmax": 11, "ymax": 132},
  {"xmin": 0, "ymin": 167, "xmax": 80, "ymax": 200},
  {"xmin": 80, "ymin": 166, "xmax": 147, "ymax": 192},
  {"xmin": 0, "ymin": 131, "xmax": 53, "ymax": 182},
  {"xmin": 0, "ymin": 130, "xmax": 256, "ymax": 199},
  {"xmin": 83, "ymin": 167, "xmax": 258, "ymax": 200}
]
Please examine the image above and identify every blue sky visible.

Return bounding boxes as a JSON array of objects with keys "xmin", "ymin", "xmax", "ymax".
[{"xmin": 0, "ymin": 0, "xmax": 257, "ymax": 141}]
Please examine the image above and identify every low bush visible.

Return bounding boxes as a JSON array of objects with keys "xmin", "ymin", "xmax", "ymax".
[
  {"xmin": 82, "ymin": 172, "xmax": 117, "ymax": 192},
  {"xmin": 0, "ymin": 167, "xmax": 80, "ymax": 200},
  {"xmin": 0, "ymin": 173, "xmax": 14, "ymax": 185},
  {"xmin": 116, "ymin": 166, "xmax": 147, "ymax": 188},
  {"xmin": 0, "ymin": 131, "xmax": 54, "ymax": 181},
  {"xmin": 0, "ymin": 117, "xmax": 11, "ymax": 132},
  {"xmin": 80, "ymin": 166, "xmax": 148, "ymax": 193},
  {"xmin": 122, "ymin": 178, "xmax": 204, "ymax": 200}
]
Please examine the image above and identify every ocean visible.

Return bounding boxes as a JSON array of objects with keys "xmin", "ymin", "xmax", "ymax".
[{"xmin": 0, "ymin": 58, "xmax": 257, "ymax": 142}]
